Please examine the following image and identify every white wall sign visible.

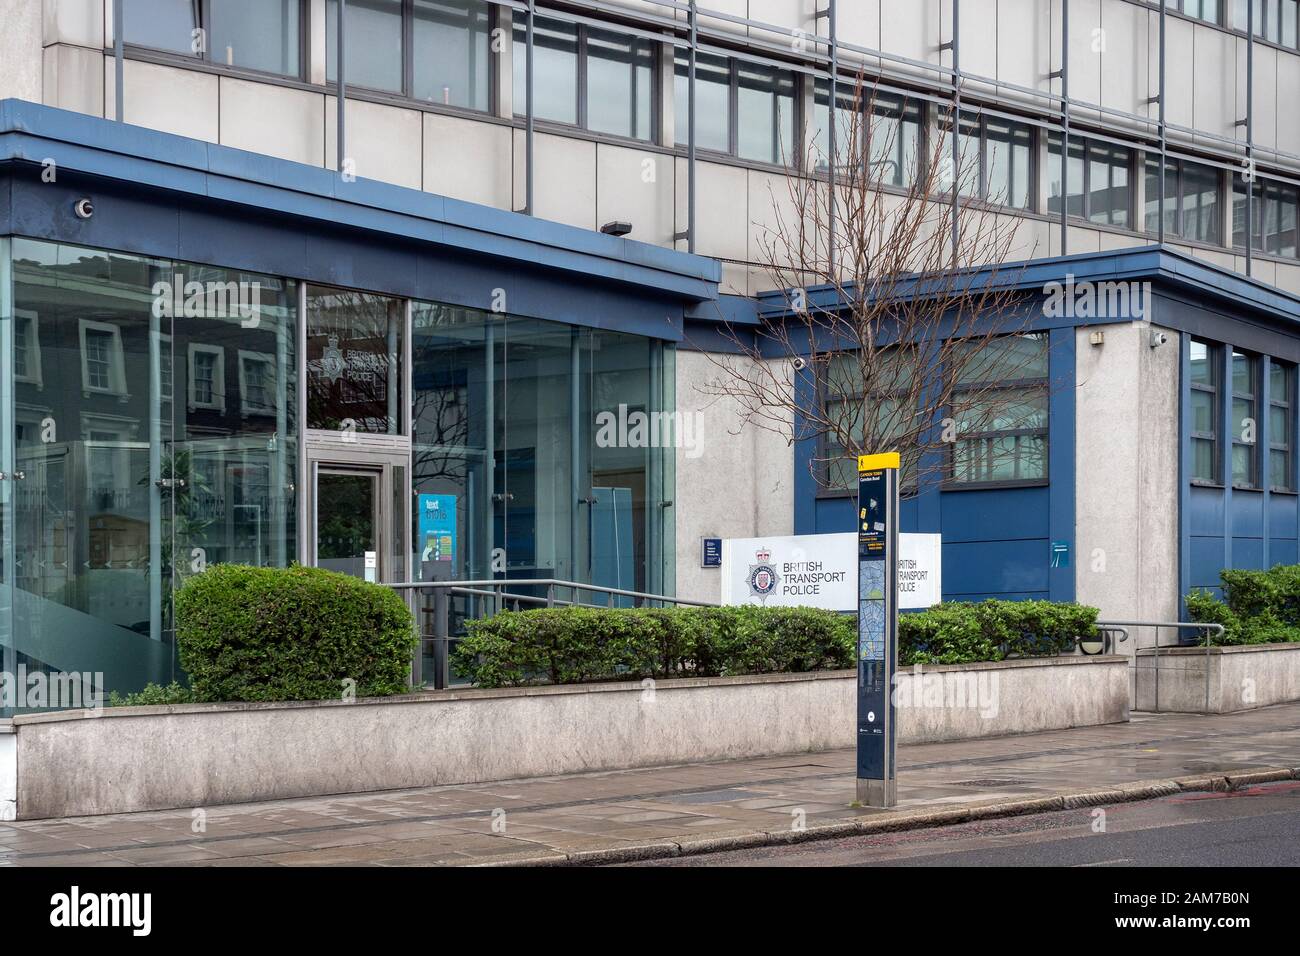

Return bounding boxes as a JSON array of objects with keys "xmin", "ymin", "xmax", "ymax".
[{"xmin": 721, "ymin": 532, "xmax": 941, "ymax": 611}]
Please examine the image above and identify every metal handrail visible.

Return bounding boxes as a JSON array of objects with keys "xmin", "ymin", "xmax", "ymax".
[
  {"xmin": 1096, "ymin": 619, "xmax": 1225, "ymax": 713},
  {"xmin": 391, "ymin": 578, "xmax": 718, "ymax": 689}
]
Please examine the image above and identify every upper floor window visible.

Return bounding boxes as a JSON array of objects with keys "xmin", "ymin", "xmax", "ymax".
[
  {"xmin": 1232, "ymin": 175, "xmax": 1300, "ymax": 258},
  {"xmin": 514, "ymin": 17, "xmax": 657, "ymax": 141},
  {"xmin": 1047, "ymin": 134, "xmax": 1133, "ymax": 228},
  {"xmin": 937, "ymin": 111, "xmax": 1034, "ymax": 211},
  {"xmin": 949, "ymin": 334, "xmax": 1049, "ymax": 486},
  {"xmin": 1236, "ymin": 0, "xmax": 1300, "ymax": 47},
  {"xmin": 1181, "ymin": 0, "xmax": 1224, "ymax": 24},
  {"xmin": 811, "ymin": 83, "xmax": 922, "ymax": 187},
  {"xmin": 1190, "ymin": 339, "xmax": 1220, "ymax": 483},
  {"xmin": 1269, "ymin": 361, "xmax": 1295, "ymax": 491},
  {"xmin": 1144, "ymin": 157, "xmax": 1221, "ymax": 245},
  {"xmin": 674, "ymin": 53, "xmax": 797, "ymax": 165},
  {"xmin": 414, "ymin": 0, "xmax": 492, "ymax": 110},
  {"xmin": 327, "ymin": 0, "xmax": 404, "ymax": 94},
  {"xmin": 126, "ymin": 0, "xmax": 303, "ymax": 79}
]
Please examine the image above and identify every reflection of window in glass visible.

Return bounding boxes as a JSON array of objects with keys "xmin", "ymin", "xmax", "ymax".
[
  {"xmin": 239, "ymin": 350, "xmax": 276, "ymax": 415},
  {"xmin": 13, "ymin": 311, "xmax": 41, "ymax": 385},
  {"xmin": 79, "ymin": 320, "xmax": 126, "ymax": 395},
  {"xmin": 736, "ymin": 63, "xmax": 796, "ymax": 165},
  {"xmin": 1048, "ymin": 134, "xmax": 1133, "ymax": 227},
  {"xmin": 188, "ymin": 344, "xmax": 226, "ymax": 411},
  {"xmin": 949, "ymin": 334, "xmax": 1049, "ymax": 486},
  {"xmin": 1269, "ymin": 361, "xmax": 1295, "ymax": 491},
  {"xmin": 1232, "ymin": 349, "xmax": 1259, "ymax": 488},
  {"xmin": 413, "ymin": 0, "xmax": 492, "ymax": 110},
  {"xmin": 513, "ymin": 17, "xmax": 578, "ymax": 125},
  {"xmin": 159, "ymin": 334, "xmax": 173, "ymax": 404},
  {"xmin": 1190, "ymin": 339, "xmax": 1220, "ymax": 483},
  {"xmin": 1144, "ymin": 157, "xmax": 1221, "ymax": 244},
  {"xmin": 122, "ymin": 0, "xmax": 198, "ymax": 56}
]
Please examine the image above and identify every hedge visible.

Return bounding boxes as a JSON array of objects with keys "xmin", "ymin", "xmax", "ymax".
[
  {"xmin": 899, "ymin": 599, "xmax": 1098, "ymax": 665},
  {"xmin": 1186, "ymin": 565, "xmax": 1300, "ymax": 645},
  {"xmin": 174, "ymin": 564, "xmax": 417, "ymax": 702},
  {"xmin": 452, "ymin": 605, "xmax": 854, "ymax": 687},
  {"xmin": 452, "ymin": 599, "xmax": 1099, "ymax": 688}
]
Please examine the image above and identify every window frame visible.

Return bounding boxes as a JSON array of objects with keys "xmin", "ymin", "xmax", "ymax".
[
  {"xmin": 13, "ymin": 309, "xmax": 42, "ymax": 388},
  {"xmin": 238, "ymin": 349, "xmax": 278, "ymax": 417},
  {"xmin": 1145, "ymin": 156, "xmax": 1224, "ymax": 246},
  {"xmin": 1232, "ymin": 174, "xmax": 1300, "ymax": 259},
  {"xmin": 674, "ymin": 51, "xmax": 801, "ymax": 167},
  {"xmin": 944, "ymin": 333, "xmax": 1051, "ymax": 490},
  {"xmin": 811, "ymin": 81, "xmax": 925, "ymax": 187},
  {"xmin": 1048, "ymin": 133, "xmax": 1136, "ymax": 228},
  {"xmin": 1268, "ymin": 359, "xmax": 1295, "ymax": 492},
  {"xmin": 815, "ymin": 350, "xmax": 920, "ymax": 496},
  {"xmin": 514, "ymin": 14, "xmax": 660, "ymax": 144},
  {"xmin": 1190, "ymin": 338, "xmax": 1222, "ymax": 485}
]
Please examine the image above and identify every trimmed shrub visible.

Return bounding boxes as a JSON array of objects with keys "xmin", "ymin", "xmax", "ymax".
[
  {"xmin": 108, "ymin": 681, "xmax": 194, "ymax": 707},
  {"xmin": 899, "ymin": 600, "xmax": 1098, "ymax": 665},
  {"xmin": 174, "ymin": 564, "xmax": 417, "ymax": 702},
  {"xmin": 453, "ymin": 604, "xmax": 854, "ymax": 688},
  {"xmin": 1186, "ymin": 565, "xmax": 1300, "ymax": 645}
]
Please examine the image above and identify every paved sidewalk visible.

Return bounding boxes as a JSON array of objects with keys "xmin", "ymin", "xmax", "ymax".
[{"xmin": 2, "ymin": 704, "xmax": 1299, "ymax": 867}]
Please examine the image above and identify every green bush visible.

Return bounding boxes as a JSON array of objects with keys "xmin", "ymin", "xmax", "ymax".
[
  {"xmin": 108, "ymin": 681, "xmax": 194, "ymax": 707},
  {"xmin": 1186, "ymin": 565, "xmax": 1300, "ymax": 645},
  {"xmin": 899, "ymin": 599, "xmax": 1098, "ymax": 665},
  {"xmin": 452, "ymin": 604, "xmax": 855, "ymax": 688},
  {"xmin": 174, "ymin": 564, "xmax": 417, "ymax": 702}
]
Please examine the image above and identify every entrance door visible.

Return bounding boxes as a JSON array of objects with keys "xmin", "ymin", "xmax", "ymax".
[
  {"xmin": 314, "ymin": 467, "xmax": 382, "ymax": 581},
  {"xmin": 306, "ymin": 447, "xmax": 409, "ymax": 585}
]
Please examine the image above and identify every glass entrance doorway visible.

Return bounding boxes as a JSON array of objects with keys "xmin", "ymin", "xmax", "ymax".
[
  {"xmin": 315, "ymin": 468, "xmax": 380, "ymax": 581},
  {"xmin": 305, "ymin": 446, "xmax": 409, "ymax": 586}
]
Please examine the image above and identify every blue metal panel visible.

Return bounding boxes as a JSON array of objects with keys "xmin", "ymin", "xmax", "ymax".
[
  {"xmin": 1230, "ymin": 491, "xmax": 1266, "ymax": 538},
  {"xmin": 1048, "ymin": 327, "xmax": 1075, "ymax": 603},
  {"xmin": 1270, "ymin": 494, "xmax": 1299, "ymax": 540},
  {"xmin": 943, "ymin": 540, "xmax": 1049, "ymax": 597},
  {"xmin": 939, "ymin": 487, "xmax": 1049, "ymax": 543},
  {"xmin": 1188, "ymin": 486, "xmax": 1225, "ymax": 535},
  {"xmin": 1272, "ymin": 539, "xmax": 1298, "ymax": 565},
  {"xmin": 1189, "ymin": 536, "xmax": 1229, "ymax": 590},
  {"xmin": 1231, "ymin": 538, "xmax": 1266, "ymax": 570}
]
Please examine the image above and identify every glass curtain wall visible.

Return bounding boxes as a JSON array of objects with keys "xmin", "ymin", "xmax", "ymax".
[
  {"xmin": 410, "ymin": 308, "xmax": 674, "ymax": 595},
  {"xmin": 3, "ymin": 239, "xmax": 298, "ymax": 706}
]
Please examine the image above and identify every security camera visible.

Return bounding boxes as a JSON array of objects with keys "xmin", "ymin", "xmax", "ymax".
[
  {"xmin": 1149, "ymin": 330, "xmax": 1168, "ymax": 349},
  {"xmin": 73, "ymin": 198, "xmax": 94, "ymax": 220},
  {"xmin": 791, "ymin": 356, "xmax": 807, "ymax": 371}
]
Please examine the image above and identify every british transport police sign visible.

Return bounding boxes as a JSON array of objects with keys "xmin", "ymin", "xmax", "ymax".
[{"xmin": 856, "ymin": 452, "xmax": 899, "ymax": 808}]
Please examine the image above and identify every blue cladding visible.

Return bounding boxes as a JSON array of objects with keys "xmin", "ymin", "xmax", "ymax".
[{"xmin": 1230, "ymin": 492, "xmax": 1265, "ymax": 537}]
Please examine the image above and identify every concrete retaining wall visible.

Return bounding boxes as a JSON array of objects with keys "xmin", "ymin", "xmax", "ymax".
[
  {"xmin": 10, "ymin": 656, "xmax": 1129, "ymax": 819},
  {"xmin": 1135, "ymin": 642, "xmax": 1300, "ymax": 713}
]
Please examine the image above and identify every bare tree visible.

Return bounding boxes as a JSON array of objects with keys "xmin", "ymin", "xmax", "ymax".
[{"xmin": 694, "ymin": 74, "xmax": 1051, "ymax": 490}]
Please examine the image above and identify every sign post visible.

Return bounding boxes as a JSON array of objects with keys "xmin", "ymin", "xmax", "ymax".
[{"xmin": 856, "ymin": 452, "xmax": 899, "ymax": 808}]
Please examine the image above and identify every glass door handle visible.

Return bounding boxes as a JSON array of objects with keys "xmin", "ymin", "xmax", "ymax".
[{"xmin": 491, "ymin": 492, "xmax": 514, "ymax": 503}]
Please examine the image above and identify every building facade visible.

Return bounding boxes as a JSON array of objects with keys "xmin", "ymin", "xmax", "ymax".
[{"xmin": 2, "ymin": 0, "xmax": 1300, "ymax": 700}]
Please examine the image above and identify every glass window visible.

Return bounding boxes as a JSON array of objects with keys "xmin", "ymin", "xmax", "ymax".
[
  {"xmin": 949, "ymin": 334, "xmax": 1049, "ymax": 485},
  {"xmin": 737, "ymin": 63, "xmax": 796, "ymax": 165},
  {"xmin": 123, "ymin": 0, "xmax": 199, "ymax": 56},
  {"xmin": 306, "ymin": 286, "xmax": 405, "ymax": 434},
  {"xmin": 674, "ymin": 51, "xmax": 731, "ymax": 153},
  {"xmin": 1048, "ymin": 134, "xmax": 1133, "ymax": 227},
  {"xmin": 811, "ymin": 84, "xmax": 922, "ymax": 187},
  {"xmin": 413, "ymin": 0, "xmax": 491, "ymax": 111},
  {"xmin": 513, "ymin": 16, "xmax": 578, "ymax": 125},
  {"xmin": 1269, "ymin": 361, "xmax": 1295, "ymax": 490},
  {"xmin": 938, "ymin": 112, "xmax": 1033, "ymax": 210},
  {"xmin": 585, "ymin": 27, "xmax": 656, "ymax": 140},
  {"xmin": 1232, "ymin": 350, "xmax": 1259, "ymax": 488},
  {"xmin": 125, "ymin": 1, "xmax": 302, "ymax": 78},
  {"xmin": 1144, "ymin": 157, "xmax": 1221, "ymax": 244},
  {"xmin": 819, "ymin": 351, "xmax": 920, "ymax": 491},
  {"xmin": 1232, "ymin": 175, "xmax": 1300, "ymax": 258},
  {"xmin": 8, "ymin": 240, "xmax": 299, "ymax": 702},
  {"xmin": 327, "ymin": 0, "xmax": 404, "ymax": 93},
  {"xmin": 1183, "ymin": 0, "xmax": 1222, "ymax": 24},
  {"xmin": 208, "ymin": 0, "xmax": 301, "ymax": 76},
  {"xmin": 1284, "ymin": 0, "xmax": 1300, "ymax": 47}
]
